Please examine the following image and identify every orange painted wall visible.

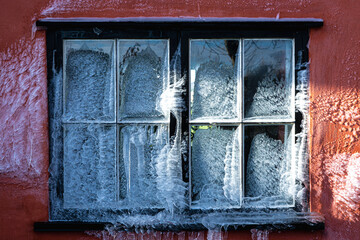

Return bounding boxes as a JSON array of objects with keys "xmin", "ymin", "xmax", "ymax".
[{"xmin": 0, "ymin": 0, "xmax": 359, "ymax": 239}]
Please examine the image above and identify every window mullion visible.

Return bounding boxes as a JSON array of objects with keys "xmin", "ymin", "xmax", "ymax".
[
  {"xmin": 180, "ymin": 32, "xmax": 191, "ymax": 210},
  {"xmin": 239, "ymin": 38, "xmax": 244, "ymax": 207},
  {"xmin": 115, "ymin": 39, "xmax": 120, "ymax": 202}
]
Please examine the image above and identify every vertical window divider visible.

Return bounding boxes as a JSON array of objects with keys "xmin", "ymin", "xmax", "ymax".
[
  {"xmin": 61, "ymin": 39, "xmax": 67, "ymax": 205},
  {"xmin": 187, "ymin": 37, "xmax": 193, "ymax": 209},
  {"xmin": 115, "ymin": 39, "xmax": 120, "ymax": 202},
  {"xmin": 62, "ymin": 40, "xmax": 66, "ymax": 125},
  {"xmin": 290, "ymin": 38, "xmax": 297, "ymax": 207},
  {"xmin": 291, "ymin": 38, "xmax": 296, "ymax": 122},
  {"xmin": 238, "ymin": 39, "xmax": 243, "ymax": 123},
  {"xmin": 240, "ymin": 38, "xmax": 245, "ymax": 207}
]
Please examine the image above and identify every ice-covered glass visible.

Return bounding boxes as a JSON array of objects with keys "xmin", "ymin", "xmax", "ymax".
[
  {"xmin": 190, "ymin": 40, "xmax": 239, "ymax": 121},
  {"xmin": 63, "ymin": 40, "xmax": 116, "ymax": 122},
  {"xmin": 244, "ymin": 39, "xmax": 293, "ymax": 121},
  {"xmin": 244, "ymin": 124, "xmax": 294, "ymax": 207},
  {"xmin": 191, "ymin": 126, "xmax": 241, "ymax": 209},
  {"xmin": 118, "ymin": 125, "xmax": 168, "ymax": 208},
  {"xmin": 63, "ymin": 124, "xmax": 117, "ymax": 207},
  {"xmin": 118, "ymin": 40, "xmax": 169, "ymax": 122}
]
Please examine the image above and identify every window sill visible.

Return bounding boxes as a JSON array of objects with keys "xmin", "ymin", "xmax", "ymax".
[{"xmin": 34, "ymin": 212, "xmax": 324, "ymax": 232}]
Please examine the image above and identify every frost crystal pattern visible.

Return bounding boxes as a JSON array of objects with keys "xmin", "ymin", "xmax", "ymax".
[
  {"xmin": 244, "ymin": 39, "xmax": 293, "ymax": 120},
  {"xmin": 190, "ymin": 39, "xmax": 239, "ymax": 120},
  {"xmin": 119, "ymin": 125, "xmax": 168, "ymax": 208},
  {"xmin": 191, "ymin": 126, "xmax": 240, "ymax": 208},
  {"xmin": 192, "ymin": 61, "xmax": 237, "ymax": 120},
  {"xmin": 246, "ymin": 74, "xmax": 291, "ymax": 118},
  {"xmin": 48, "ymin": 37, "xmax": 305, "ymax": 226},
  {"xmin": 246, "ymin": 133, "xmax": 284, "ymax": 197},
  {"xmin": 119, "ymin": 41, "xmax": 168, "ymax": 120},
  {"xmin": 63, "ymin": 124, "xmax": 116, "ymax": 207},
  {"xmin": 245, "ymin": 125, "xmax": 294, "ymax": 207},
  {"xmin": 64, "ymin": 41, "xmax": 115, "ymax": 121}
]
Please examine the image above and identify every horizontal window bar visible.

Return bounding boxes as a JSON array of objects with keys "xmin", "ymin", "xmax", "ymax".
[
  {"xmin": 37, "ymin": 17, "xmax": 324, "ymax": 29},
  {"xmin": 189, "ymin": 122, "xmax": 241, "ymax": 126},
  {"xmin": 118, "ymin": 120, "xmax": 169, "ymax": 125},
  {"xmin": 62, "ymin": 121, "xmax": 117, "ymax": 124},
  {"xmin": 189, "ymin": 121, "xmax": 295, "ymax": 125},
  {"xmin": 62, "ymin": 121, "xmax": 169, "ymax": 125},
  {"xmin": 242, "ymin": 119, "xmax": 296, "ymax": 124}
]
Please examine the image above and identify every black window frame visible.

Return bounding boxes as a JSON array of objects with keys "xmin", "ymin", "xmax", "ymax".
[{"xmin": 37, "ymin": 19, "xmax": 324, "ymax": 231}]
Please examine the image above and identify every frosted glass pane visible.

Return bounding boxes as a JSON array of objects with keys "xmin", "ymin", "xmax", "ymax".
[
  {"xmin": 244, "ymin": 124, "xmax": 294, "ymax": 207},
  {"xmin": 119, "ymin": 125, "xmax": 168, "ymax": 208},
  {"xmin": 63, "ymin": 124, "xmax": 116, "ymax": 208},
  {"xmin": 190, "ymin": 40, "xmax": 239, "ymax": 121},
  {"xmin": 244, "ymin": 40, "xmax": 293, "ymax": 120},
  {"xmin": 63, "ymin": 40, "xmax": 115, "ymax": 122},
  {"xmin": 118, "ymin": 40, "xmax": 169, "ymax": 121},
  {"xmin": 191, "ymin": 126, "xmax": 241, "ymax": 209}
]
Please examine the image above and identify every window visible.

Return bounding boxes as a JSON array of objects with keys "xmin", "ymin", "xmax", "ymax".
[
  {"xmin": 41, "ymin": 19, "xmax": 324, "ymax": 228},
  {"xmin": 189, "ymin": 38, "xmax": 295, "ymax": 209}
]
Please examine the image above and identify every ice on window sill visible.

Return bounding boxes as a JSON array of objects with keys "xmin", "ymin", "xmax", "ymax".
[{"xmin": 40, "ymin": 211, "xmax": 324, "ymax": 232}]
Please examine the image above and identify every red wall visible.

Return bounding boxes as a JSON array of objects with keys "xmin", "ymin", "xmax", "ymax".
[{"xmin": 0, "ymin": 0, "xmax": 359, "ymax": 239}]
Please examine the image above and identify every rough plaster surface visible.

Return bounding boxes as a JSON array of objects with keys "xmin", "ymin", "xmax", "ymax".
[
  {"xmin": 0, "ymin": 0, "xmax": 360, "ymax": 239},
  {"xmin": 0, "ymin": 37, "xmax": 48, "ymax": 180}
]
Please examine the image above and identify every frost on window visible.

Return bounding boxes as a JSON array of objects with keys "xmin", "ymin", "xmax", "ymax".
[
  {"xmin": 63, "ymin": 124, "xmax": 116, "ymax": 207},
  {"xmin": 244, "ymin": 125, "xmax": 294, "ymax": 207},
  {"xmin": 244, "ymin": 40, "xmax": 293, "ymax": 120},
  {"xmin": 49, "ymin": 35, "xmax": 307, "ymax": 225},
  {"xmin": 190, "ymin": 40, "xmax": 239, "ymax": 121},
  {"xmin": 63, "ymin": 40, "xmax": 115, "ymax": 122},
  {"xmin": 191, "ymin": 126, "xmax": 241, "ymax": 209},
  {"xmin": 118, "ymin": 40, "xmax": 169, "ymax": 121},
  {"xmin": 119, "ymin": 125, "xmax": 168, "ymax": 208}
]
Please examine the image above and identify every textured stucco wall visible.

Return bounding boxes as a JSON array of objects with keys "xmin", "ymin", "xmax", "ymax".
[{"xmin": 0, "ymin": 0, "xmax": 359, "ymax": 239}]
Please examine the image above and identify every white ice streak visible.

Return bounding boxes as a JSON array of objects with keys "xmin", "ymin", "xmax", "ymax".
[
  {"xmin": 153, "ymin": 46, "xmax": 187, "ymax": 213},
  {"xmin": 223, "ymin": 128, "xmax": 241, "ymax": 202},
  {"xmin": 120, "ymin": 125, "xmax": 167, "ymax": 208},
  {"xmin": 251, "ymin": 229, "xmax": 269, "ymax": 240},
  {"xmin": 158, "ymin": 77, "xmax": 186, "ymax": 117},
  {"xmin": 294, "ymin": 62, "xmax": 310, "ymax": 210},
  {"xmin": 154, "ymin": 140, "xmax": 187, "ymax": 213}
]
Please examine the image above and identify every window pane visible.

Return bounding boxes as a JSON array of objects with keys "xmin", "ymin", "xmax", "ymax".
[
  {"xmin": 63, "ymin": 40, "xmax": 115, "ymax": 122},
  {"xmin": 119, "ymin": 125, "xmax": 168, "ymax": 208},
  {"xmin": 63, "ymin": 124, "xmax": 116, "ymax": 208},
  {"xmin": 118, "ymin": 40, "xmax": 169, "ymax": 121},
  {"xmin": 244, "ymin": 39, "xmax": 293, "ymax": 120},
  {"xmin": 191, "ymin": 125, "xmax": 241, "ymax": 209},
  {"xmin": 190, "ymin": 40, "xmax": 239, "ymax": 121},
  {"xmin": 244, "ymin": 124, "xmax": 294, "ymax": 207}
]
